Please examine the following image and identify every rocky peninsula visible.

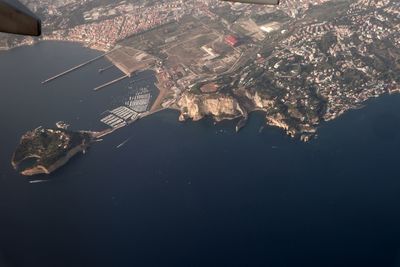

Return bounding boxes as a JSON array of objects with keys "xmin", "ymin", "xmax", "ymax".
[{"xmin": 12, "ymin": 127, "xmax": 93, "ymax": 176}]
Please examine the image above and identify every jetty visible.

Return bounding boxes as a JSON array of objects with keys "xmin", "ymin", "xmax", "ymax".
[
  {"xmin": 99, "ymin": 65, "xmax": 115, "ymax": 73},
  {"xmin": 42, "ymin": 47, "xmax": 118, "ymax": 84},
  {"xmin": 93, "ymin": 75, "xmax": 129, "ymax": 91}
]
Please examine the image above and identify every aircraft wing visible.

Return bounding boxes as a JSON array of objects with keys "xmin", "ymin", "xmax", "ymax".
[
  {"xmin": 220, "ymin": 0, "xmax": 280, "ymax": 5},
  {"xmin": 0, "ymin": 0, "xmax": 41, "ymax": 36}
]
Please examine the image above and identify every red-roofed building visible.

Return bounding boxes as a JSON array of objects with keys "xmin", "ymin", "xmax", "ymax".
[{"xmin": 225, "ymin": 35, "xmax": 239, "ymax": 47}]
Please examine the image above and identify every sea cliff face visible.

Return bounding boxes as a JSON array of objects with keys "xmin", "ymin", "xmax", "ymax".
[
  {"xmin": 176, "ymin": 90, "xmax": 318, "ymax": 141},
  {"xmin": 251, "ymin": 91, "xmax": 275, "ymax": 110},
  {"xmin": 177, "ymin": 92, "xmax": 245, "ymax": 122},
  {"xmin": 18, "ymin": 144, "xmax": 88, "ymax": 176}
]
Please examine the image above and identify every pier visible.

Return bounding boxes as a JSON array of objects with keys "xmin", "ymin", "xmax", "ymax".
[
  {"xmin": 139, "ymin": 107, "xmax": 168, "ymax": 119},
  {"xmin": 99, "ymin": 65, "xmax": 115, "ymax": 73},
  {"xmin": 93, "ymin": 75, "xmax": 129, "ymax": 91},
  {"xmin": 91, "ymin": 129, "xmax": 115, "ymax": 138},
  {"xmin": 42, "ymin": 48, "xmax": 117, "ymax": 84}
]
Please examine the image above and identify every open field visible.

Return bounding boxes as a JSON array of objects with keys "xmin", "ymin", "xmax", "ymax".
[{"xmin": 106, "ymin": 46, "xmax": 156, "ymax": 76}]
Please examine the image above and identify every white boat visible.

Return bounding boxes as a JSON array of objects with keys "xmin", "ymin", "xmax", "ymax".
[
  {"xmin": 29, "ymin": 180, "xmax": 49, "ymax": 184},
  {"xmin": 116, "ymin": 138, "xmax": 131, "ymax": 149}
]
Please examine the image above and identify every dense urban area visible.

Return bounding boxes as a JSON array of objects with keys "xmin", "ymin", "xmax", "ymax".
[{"xmin": 2, "ymin": 0, "xmax": 400, "ymax": 150}]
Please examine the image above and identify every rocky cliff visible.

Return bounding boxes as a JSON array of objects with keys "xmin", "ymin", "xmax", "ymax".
[
  {"xmin": 176, "ymin": 89, "xmax": 318, "ymax": 141},
  {"xmin": 177, "ymin": 92, "xmax": 245, "ymax": 122}
]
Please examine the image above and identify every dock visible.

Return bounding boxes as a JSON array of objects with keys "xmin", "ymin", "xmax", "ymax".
[
  {"xmin": 100, "ymin": 106, "xmax": 139, "ymax": 129},
  {"xmin": 42, "ymin": 48, "xmax": 117, "ymax": 84},
  {"xmin": 99, "ymin": 65, "xmax": 115, "ymax": 73},
  {"xmin": 93, "ymin": 75, "xmax": 129, "ymax": 91},
  {"xmin": 125, "ymin": 87, "xmax": 151, "ymax": 112}
]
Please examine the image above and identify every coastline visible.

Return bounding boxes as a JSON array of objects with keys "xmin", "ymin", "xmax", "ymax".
[
  {"xmin": 16, "ymin": 143, "xmax": 89, "ymax": 176},
  {"xmin": 4, "ymin": 29, "xmax": 399, "ymax": 176},
  {"xmin": 11, "ymin": 127, "xmax": 94, "ymax": 176},
  {"xmin": 1, "ymin": 39, "xmax": 108, "ymax": 53}
]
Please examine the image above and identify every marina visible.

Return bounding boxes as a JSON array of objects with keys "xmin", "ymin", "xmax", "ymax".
[
  {"xmin": 100, "ymin": 87, "xmax": 152, "ymax": 129},
  {"xmin": 110, "ymin": 106, "xmax": 139, "ymax": 121},
  {"xmin": 126, "ymin": 87, "xmax": 152, "ymax": 113},
  {"xmin": 100, "ymin": 114, "xmax": 126, "ymax": 129}
]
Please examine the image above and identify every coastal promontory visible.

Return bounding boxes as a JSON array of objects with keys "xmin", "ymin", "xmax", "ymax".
[{"xmin": 12, "ymin": 127, "xmax": 92, "ymax": 176}]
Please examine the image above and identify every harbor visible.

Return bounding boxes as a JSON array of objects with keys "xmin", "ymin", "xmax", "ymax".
[
  {"xmin": 125, "ymin": 87, "xmax": 151, "ymax": 113},
  {"xmin": 100, "ymin": 87, "xmax": 152, "ymax": 129},
  {"xmin": 38, "ymin": 44, "xmax": 167, "ymax": 141},
  {"xmin": 42, "ymin": 46, "xmax": 119, "ymax": 84},
  {"xmin": 41, "ymin": 44, "xmax": 158, "ymax": 98}
]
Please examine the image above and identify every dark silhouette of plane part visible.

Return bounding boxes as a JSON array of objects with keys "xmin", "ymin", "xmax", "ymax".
[
  {"xmin": 220, "ymin": 0, "xmax": 280, "ymax": 5},
  {"xmin": 0, "ymin": 0, "xmax": 41, "ymax": 36}
]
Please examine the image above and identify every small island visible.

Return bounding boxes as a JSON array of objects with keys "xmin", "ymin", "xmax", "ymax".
[{"xmin": 12, "ymin": 127, "xmax": 93, "ymax": 176}]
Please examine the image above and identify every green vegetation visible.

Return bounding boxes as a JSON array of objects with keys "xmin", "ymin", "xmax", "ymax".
[{"xmin": 13, "ymin": 128, "xmax": 91, "ymax": 172}]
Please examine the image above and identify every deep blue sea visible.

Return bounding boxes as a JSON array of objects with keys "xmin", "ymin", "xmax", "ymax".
[{"xmin": 1, "ymin": 42, "xmax": 400, "ymax": 267}]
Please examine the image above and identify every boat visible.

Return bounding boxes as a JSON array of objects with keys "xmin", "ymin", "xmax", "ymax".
[
  {"xmin": 29, "ymin": 180, "xmax": 49, "ymax": 184},
  {"xmin": 116, "ymin": 138, "xmax": 131, "ymax": 149},
  {"xmin": 56, "ymin": 121, "xmax": 70, "ymax": 129}
]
